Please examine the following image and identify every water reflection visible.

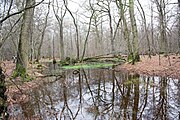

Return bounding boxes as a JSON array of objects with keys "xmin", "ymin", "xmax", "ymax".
[{"xmin": 9, "ymin": 68, "xmax": 180, "ymax": 120}]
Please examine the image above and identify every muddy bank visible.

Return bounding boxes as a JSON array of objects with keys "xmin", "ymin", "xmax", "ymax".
[{"xmin": 116, "ymin": 55, "xmax": 180, "ymax": 79}]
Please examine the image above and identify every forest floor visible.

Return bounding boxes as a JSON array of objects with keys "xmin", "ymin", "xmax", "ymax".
[{"xmin": 116, "ymin": 54, "xmax": 180, "ymax": 79}]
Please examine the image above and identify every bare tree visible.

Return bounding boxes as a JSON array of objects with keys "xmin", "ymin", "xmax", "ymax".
[
  {"xmin": 36, "ymin": 1, "xmax": 50, "ymax": 62},
  {"xmin": 116, "ymin": 0, "xmax": 132, "ymax": 53},
  {"xmin": 53, "ymin": 0, "xmax": 66, "ymax": 61},
  {"xmin": 97, "ymin": 0, "xmax": 115, "ymax": 53},
  {"xmin": 63, "ymin": 0, "xmax": 80, "ymax": 60},
  {"xmin": 0, "ymin": 0, "xmax": 44, "ymax": 24},
  {"xmin": 155, "ymin": 0, "xmax": 168, "ymax": 55},
  {"xmin": 81, "ymin": 0, "xmax": 95, "ymax": 61},
  {"xmin": 137, "ymin": 0, "xmax": 151, "ymax": 58}
]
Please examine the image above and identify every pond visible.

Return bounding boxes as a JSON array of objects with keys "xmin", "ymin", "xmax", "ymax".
[{"xmin": 8, "ymin": 64, "xmax": 180, "ymax": 120}]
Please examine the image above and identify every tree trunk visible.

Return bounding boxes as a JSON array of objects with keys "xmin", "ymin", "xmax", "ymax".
[
  {"xmin": 129, "ymin": 0, "xmax": 140, "ymax": 64},
  {"xmin": 59, "ymin": 21, "xmax": 65, "ymax": 61},
  {"xmin": 155, "ymin": 0, "xmax": 168, "ymax": 55},
  {"xmin": 36, "ymin": 2, "xmax": 50, "ymax": 62},
  {"xmin": 178, "ymin": 0, "xmax": 180, "ymax": 54},
  {"xmin": 52, "ymin": 1, "xmax": 66, "ymax": 61},
  {"xmin": 81, "ymin": 1, "xmax": 95, "ymax": 61},
  {"xmin": 116, "ymin": 0, "xmax": 132, "ymax": 56},
  {"xmin": 63, "ymin": 0, "xmax": 79, "ymax": 60},
  {"xmin": 107, "ymin": 4, "xmax": 114, "ymax": 53},
  {"xmin": 16, "ymin": 0, "xmax": 35, "ymax": 73},
  {"xmin": 137, "ymin": 0, "xmax": 151, "ymax": 58},
  {"xmin": 151, "ymin": 2, "xmax": 155, "ymax": 54},
  {"xmin": 132, "ymin": 75, "xmax": 139, "ymax": 120}
]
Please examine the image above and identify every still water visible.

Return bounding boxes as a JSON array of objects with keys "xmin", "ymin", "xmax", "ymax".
[{"xmin": 8, "ymin": 67, "xmax": 180, "ymax": 120}]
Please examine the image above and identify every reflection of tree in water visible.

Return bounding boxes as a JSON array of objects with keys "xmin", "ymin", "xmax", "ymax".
[
  {"xmin": 12, "ymin": 69, "xmax": 180, "ymax": 119},
  {"xmin": 138, "ymin": 77, "xmax": 180, "ymax": 120},
  {"xmin": 82, "ymin": 69, "xmax": 141, "ymax": 120},
  {"xmin": 178, "ymin": 80, "xmax": 180, "ymax": 119},
  {"xmin": 60, "ymin": 69, "xmax": 82, "ymax": 120},
  {"xmin": 154, "ymin": 77, "xmax": 168, "ymax": 119}
]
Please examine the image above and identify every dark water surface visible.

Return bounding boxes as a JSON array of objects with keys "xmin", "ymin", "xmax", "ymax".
[{"xmin": 8, "ymin": 66, "xmax": 180, "ymax": 120}]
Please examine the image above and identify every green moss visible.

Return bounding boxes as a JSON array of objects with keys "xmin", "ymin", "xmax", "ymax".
[
  {"xmin": 59, "ymin": 57, "xmax": 78, "ymax": 66},
  {"xmin": 12, "ymin": 64, "xmax": 26, "ymax": 78},
  {"xmin": 127, "ymin": 53, "xmax": 133, "ymax": 63},
  {"xmin": 12, "ymin": 64, "xmax": 32, "ymax": 81},
  {"xmin": 127, "ymin": 53, "xmax": 140, "ymax": 64},
  {"xmin": 61, "ymin": 63, "xmax": 115, "ymax": 69}
]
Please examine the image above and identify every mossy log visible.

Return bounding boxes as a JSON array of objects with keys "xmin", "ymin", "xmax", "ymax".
[{"xmin": 83, "ymin": 54, "xmax": 126, "ymax": 63}]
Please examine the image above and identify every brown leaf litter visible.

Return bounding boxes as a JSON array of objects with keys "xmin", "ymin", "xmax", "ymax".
[{"xmin": 116, "ymin": 55, "xmax": 180, "ymax": 79}]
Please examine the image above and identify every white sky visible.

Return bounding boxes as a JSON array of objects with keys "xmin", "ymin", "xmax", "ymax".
[{"xmin": 37, "ymin": 0, "xmax": 179, "ymax": 31}]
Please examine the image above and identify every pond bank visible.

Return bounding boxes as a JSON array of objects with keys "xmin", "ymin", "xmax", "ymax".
[
  {"xmin": 116, "ymin": 55, "xmax": 180, "ymax": 79},
  {"xmin": 3, "ymin": 55, "xmax": 180, "ymax": 105}
]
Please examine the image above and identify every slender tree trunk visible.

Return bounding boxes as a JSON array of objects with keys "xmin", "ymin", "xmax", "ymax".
[
  {"xmin": 36, "ymin": 2, "xmax": 50, "ymax": 62},
  {"xmin": 108, "ymin": 5, "xmax": 114, "ymax": 53},
  {"xmin": 151, "ymin": 2, "xmax": 155, "ymax": 54},
  {"xmin": 81, "ymin": 2, "xmax": 95, "ymax": 61},
  {"xmin": 52, "ymin": 34, "xmax": 55, "ymax": 62},
  {"xmin": 100, "ymin": 17, "xmax": 103, "ymax": 54},
  {"xmin": 52, "ymin": 1, "xmax": 66, "ymax": 61},
  {"xmin": 94, "ymin": 16, "xmax": 101, "ymax": 54},
  {"xmin": 137, "ymin": 0, "xmax": 151, "ymax": 58},
  {"xmin": 178, "ymin": 0, "xmax": 180, "ymax": 54},
  {"xmin": 16, "ymin": 0, "xmax": 35, "ymax": 73},
  {"xmin": 63, "ymin": 0, "xmax": 79, "ymax": 60},
  {"xmin": 59, "ymin": 21, "xmax": 65, "ymax": 60}
]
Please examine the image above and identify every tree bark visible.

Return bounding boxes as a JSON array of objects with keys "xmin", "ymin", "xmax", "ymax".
[
  {"xmin": 16, "ymin": 0, "xmax": 35, "ymax": 73},
  {"xmin": 129, "ymin": 0, "xmax": 140, "ymax": 64}
]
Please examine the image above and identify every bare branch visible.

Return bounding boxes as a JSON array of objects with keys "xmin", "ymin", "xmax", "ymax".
[{"xmin": 0, "ymin": 0, "xmax": 45, "ymax": 24}]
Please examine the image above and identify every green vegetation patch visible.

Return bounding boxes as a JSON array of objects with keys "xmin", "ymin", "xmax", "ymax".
[
  {"xmin": 61, "ymin": 63, "xmax": 115, "ymax": 69},
  {"xmin": 12, "ymin": 64, "xmax": 32, "ymax": 81}
]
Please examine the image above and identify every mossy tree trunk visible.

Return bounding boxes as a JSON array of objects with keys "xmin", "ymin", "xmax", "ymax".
[
  {"xmin": 116, "ymin": 0, "xmax": 132, "ymax": 57},
  {"xmin": 129, "ymin": 0, "xmax": 140, "ymax": 64},
  {"xmin": 16, "ymin": 0, "xmax": 35, "ymax": 74}
]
